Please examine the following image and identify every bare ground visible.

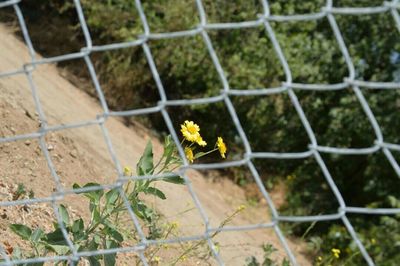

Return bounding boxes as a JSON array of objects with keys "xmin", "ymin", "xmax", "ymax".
[{"xmin": 0, "ymin": 24, "xmax": 310, "ymax": 265}]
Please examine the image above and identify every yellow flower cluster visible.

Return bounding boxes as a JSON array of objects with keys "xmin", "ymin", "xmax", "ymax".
[
  {"xmin": 236, "ymin": 204, "xmax": 246, "ymax": 212},
  {"xmin": 152, "ymin": 256, "xmax": 161, "ymax": 264},
  {"xmin": 170, "ymin": 221, "xmax": 180, "ymax": 230},
  {"xmin": 123, "ymin": 166, "xmax": 132, "ymax": 176},
  {"xmin": 181, "ymin": 120, "xmax": 207, "ymax": 146},
  {"xmin": 180, "ymin": 120, "xmax": 227, "ymax": 163},
  {"xmin": 331, "ymin": 248, "xmax": 340, "ymax": 259},
  {"xmin": 216, "ymin": 137, "xmax": 227, "ymax": 159},
  {"xmin": 184, "ymin": 147, "xmax": 194, "ymax": 163},
  {"xmin": 214, "ymin": 243, "xmax": 220, "ymax": 253},
  {"xmin": 286, "ymin": 174, "xmax": 295, "ymax": 181},
  {"xmin": 180, "ymin": 255, "xmax": 187, "ymax": 262}
]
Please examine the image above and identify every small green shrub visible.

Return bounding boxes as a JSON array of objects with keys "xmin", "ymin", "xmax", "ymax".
[{"xmin": 245, "ymin": 243, "xmax": 290, "ymax": 266}]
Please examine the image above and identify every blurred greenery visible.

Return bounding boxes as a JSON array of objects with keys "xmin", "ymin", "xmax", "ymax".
[{"xmin": 1, "ymin": 0, "xmax": 399, "ymax": 264}]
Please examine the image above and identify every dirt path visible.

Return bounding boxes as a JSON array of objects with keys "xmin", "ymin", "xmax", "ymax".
[{"xmin": 0, "ymin": 24, "xmax": 310, "ymax": 265}]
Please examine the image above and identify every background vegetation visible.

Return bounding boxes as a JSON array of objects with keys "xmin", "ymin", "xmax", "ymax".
[{"xmin": 1, "ymin": 0, "xmax": 399, "ymax": 264}]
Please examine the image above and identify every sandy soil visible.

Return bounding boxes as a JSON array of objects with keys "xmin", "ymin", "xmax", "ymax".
[{"xmin": 0, "ymin": 24, "xmax": 310, "ymax": 265}]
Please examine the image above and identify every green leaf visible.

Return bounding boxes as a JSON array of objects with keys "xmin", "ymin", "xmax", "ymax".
[
  {"xmin": 85, "ymin": 240, "xmax": 101, "ymax": 265},
  {"xmin": 52, "ymin": 221, "xmax": 59, "ymax": 230},
  {"xmin": 136, "ymin": 140, "xmax": 154, "ymax": 176},
  {"xmin": 45, "ymin": 244, "xmax": 70, "ymax": 255},
  {"xmin": 109, "ymin": 229, "xmax": 124, "ymax": 243},
  {"xmin": 88, "ymin": 256, "xmax": 101, "ymax": 266},
  {"xmin": 134, "ymin": 179, "xmax": 145, "ymax": 192},
  {"xmin": 162, "ymin": 135, "xmax": 176, "ymax": 166},
  {"xmin": 90, "ymin": 201, "xmax": 101, "ymax": 224},
  {"xmin": 145, "ymin": 187, "xmax": 166, "ymax": 200},
  {"xmin": 13, "ymin": 246, "xmax": 22, "ymax": 259},
  {"xmin": 131, "ymin": 200, "xmax": 155, "ymax": 222},
  {"xmin": 105, "ymin": 189, "xmax": 119, "ymax": 207},
  {"xmin": 10, "ymin": 224, "xmax": 32, "ymax": 240},
  {"xmin": 87, "ymin": 238, "xmax": 99, "ymax": 251},
  {"xmin": 107, "ymin": 227, "xmax": 124, "ymax": 243},
  {"xmin": 73, "ymin": 183, "xmax": 104, "ymax": 203},
  {"xmin": 104, "ymin": 240, "xmax": 118, "ymax": 266},
  {"xmin": 162, "ymin": 174, "xmax": 185, "ymax": 185},
  {"xmin": 59, "ymin": 204, "xmax": 69, "ymax": 226},
  {"xmin": 46, "ymin": 228, "xmax": 68, "ymax": 245},
  {"xmin": 194, "ymin": 151, "xmax": 207, "ymax": 159},
  {"xmin": 282, "ymin": 258, "xmax": 291, "ymax": 266},
  {"xmin": 102, "ymin": 221, "xmax": 124, "ymax": 243},
  {"xmin": 71, "ymin": 218, "xmax": 85, "ymax": 241},
  {"xmin": 72, "ymin": 218, "xmax": 84, "ymax": 233},
  {"xmin": 30, "ymin": 228, "xmax": 44, "ymax": 243},
  {"xmin": 94, "ymin": 234, "xmax": 101, "ymax": 244}
]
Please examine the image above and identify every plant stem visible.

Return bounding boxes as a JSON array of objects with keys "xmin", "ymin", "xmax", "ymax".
[
  {"xmin": 86, "ymin": 201, "xmax": 126, "ymax": 235},
  {"xmin": 31, "ymin": 241, "xmax": 40, "ymax": 257},
  {"xmin": 170, "ymin": 207, "xmax": 243, "ymax": 265},
  {"xmin": 196, "ymin": 148, "xmax": 218, "ymax": 159},
  {"xmin": 153, "ymin": 153, "xmax": 165, "ymax": 173},
  {"xmin": 147, "ymin": 225, "xmax": 174, "ymax": 263},
  {"xmin": 115, "ymin": 181, "xmax": 133, "ymax": 223},
  {"xmin": 343, "ymin": 251, "xmax": 361, "ymax": 265}
]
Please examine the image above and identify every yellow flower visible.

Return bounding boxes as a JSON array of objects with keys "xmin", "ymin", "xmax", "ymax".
[
  {"xmin": 123, "ymin": 166, "xmax": 132, "ymax": 176},
  {"xmin": 331, "ymin": 248, "xmax": 340, "ymax": 259},
  {"xmin": 286, "ymin": 175, "xmax": 295, "ymax": 181},
  {"xmin": 152, "ymin": 256, "xmax": 161, "ymax": 263},
  {"xmin": 216, "ymin": 137, "xmax": 227, "ymax": 158},
  {"xmin": 236, "ymin": 204, "xmax": 246, "ymax": 211},
  {"xmin": 196, "ymin": 136, "xmax": 207, "ymax": 147},
  {"xmin": 185, "ymin": 147, "xmax": 194, "ymax": 163},
  {"xmin": 317, "ymin": 256, "xmax": 322, "ymax": 262},
  {"xmin": 214, "ymin": 243, "xmax": 220, "ymax": 253},
  {"xmin": 181, "ymin": 120, "xmax": 201, "ymax": 142},
  {"xmin": 170, "ymin": 221, "xmax": 179, "ymax": 230}
]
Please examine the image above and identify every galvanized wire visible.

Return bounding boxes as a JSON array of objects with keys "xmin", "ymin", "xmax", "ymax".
[{"xmin": 0, "ymin": 0, "xmax": 400, "ymax": 265}]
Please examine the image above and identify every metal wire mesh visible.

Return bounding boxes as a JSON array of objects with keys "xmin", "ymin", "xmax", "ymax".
[{"xmin": 0, "ymin": 0, "xmax": 400, "ymax": 265}]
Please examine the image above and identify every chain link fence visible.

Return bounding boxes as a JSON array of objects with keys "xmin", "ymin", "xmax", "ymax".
[{"xmin": 0, "ymin": 0, "xmax": 400, "ymax": 265}]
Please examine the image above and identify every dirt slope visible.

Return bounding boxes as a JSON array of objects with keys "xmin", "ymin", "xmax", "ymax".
[{"xmin": 0, "ymin": 24, "xmax": 310, "ymax": 265}]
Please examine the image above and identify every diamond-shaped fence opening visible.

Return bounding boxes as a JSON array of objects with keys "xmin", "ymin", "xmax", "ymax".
[{"xmin": 0, "ymin": 0, "xmax": 400, "ymax": 265}]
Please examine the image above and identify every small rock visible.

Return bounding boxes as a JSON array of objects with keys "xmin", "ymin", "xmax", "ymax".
[
  {"xmin": 22, "ymin": 205, "xmax": 30, "ymax": 212},
  {"xmin": 10, "ymin": 127, "xmax": 16, "ymax": 134},
  {"xmin": 24, "ymin": 109, "xmax": 34, "ymax": 120},
  {"xmin": 24, "ymin": 140, "xmax": 31, "ymax": 146},
  {"xmin": 47, "ymin": 144, "xmax": 54, "ymax": 151},
  {"xmin": 69, "ymin": 149, "xmax": 78, "ymax": 158}
]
